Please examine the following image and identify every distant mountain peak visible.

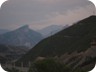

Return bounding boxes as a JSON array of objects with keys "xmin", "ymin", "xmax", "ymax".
[
  {"xmin": 38, "ymin": 25, "xmax": 68, "ymax": 38},
  {"xmin": 19, "ymin": 25, "xmax": 29, "ymax": 29},
  {"xmin": 0, "ymin": 24, "xmax": 43, "ymax": 48},
  {"xmin": 17, "ymin": 25, "xmax": 30, "ymax": 32}
]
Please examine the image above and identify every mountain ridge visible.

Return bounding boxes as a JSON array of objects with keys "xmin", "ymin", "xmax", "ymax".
[
  {"xmin": 0, "ymin": 25, "xmax": 43, "ymax": 48},
  {"xmin": 17, "ymin": 15, "xmax": 96, "ymax": 63},
  {"xmin": 38, "ymin": 25, "xmax": 68, "ymax": 38}
]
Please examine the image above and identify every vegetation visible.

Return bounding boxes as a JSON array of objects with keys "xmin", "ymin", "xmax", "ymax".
[
  {"xmin": 28, "ymin": 59, "xmax": 87, "ymax": 72},
  {"xmin": 29, "ymin": 59, "xmax": 71, "ymax": 72}
]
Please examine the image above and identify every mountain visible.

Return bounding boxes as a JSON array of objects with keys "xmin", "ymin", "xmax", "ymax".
[
  {"xmin": 0, "ymin": 25, "xmax": 43, "ymax": 48},
  {"xmin": 38, "ymin": 25, "xmax": 68, "ymax": 38},
  {"xmin": 17, "ymin": 15, "xmax": 96, "ymax": 64},
  {"xmin": 0, "ymin": 29, "xmax": 9, "ymax": 35}
]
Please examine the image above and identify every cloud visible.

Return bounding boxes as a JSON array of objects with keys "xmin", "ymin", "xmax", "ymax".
[
  {"xmin": 49, "ymin": 4, "xmax": 95, "ymax": 25},
  {"xmin": 0, "ymin": 0, "xmax": 94, "ymax": 30},
  {"xmin": 34, "ymin": 0, "xmax": 60, "ymax": 3},
  {"xmin": 30, "ymin": 4, "xmax": 95, "ymax": 30},
  {"xmin": 33, "ymin": 0, "xmax": 90, "ymax": 5}
]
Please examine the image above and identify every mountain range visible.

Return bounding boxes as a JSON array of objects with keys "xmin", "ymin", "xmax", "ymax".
[
  {"xmin": 38, "ymin": 25, "xmax": 69, "ymax": 38},
  {"xmin": 17, "ymin": 15, "xmax": 96, "ymax": 69},
  {"xmin": 0, "ymin": 25, "xmax": 43, "ymax": 48}
]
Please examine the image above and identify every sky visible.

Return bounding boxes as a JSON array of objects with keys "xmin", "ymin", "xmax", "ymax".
[{"xmin": 0, "ymin": 0, "xmax": 95, "ymax": 30}]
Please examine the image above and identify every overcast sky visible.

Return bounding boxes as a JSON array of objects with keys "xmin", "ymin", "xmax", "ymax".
[{"xmin": 0, "ymin": 0, "xmax": 95, "ymax": 30}]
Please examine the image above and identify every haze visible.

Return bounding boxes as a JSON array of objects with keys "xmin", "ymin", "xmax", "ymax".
[{"xmin": 0, "ymin": 0, "xmax": 95, "ymax": 30}]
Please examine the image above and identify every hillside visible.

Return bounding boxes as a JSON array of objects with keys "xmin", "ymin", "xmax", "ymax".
[
  {"xmin": 0, "ymin": 25, "xmax": 43, "ymax": 48},
  {"xmin": 17, "ymin": 15, "xmax": 96, "ymax": 63},
  {"xmin": 0, "ymin": 44, "xmax": 29, "ymax": 64}
]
